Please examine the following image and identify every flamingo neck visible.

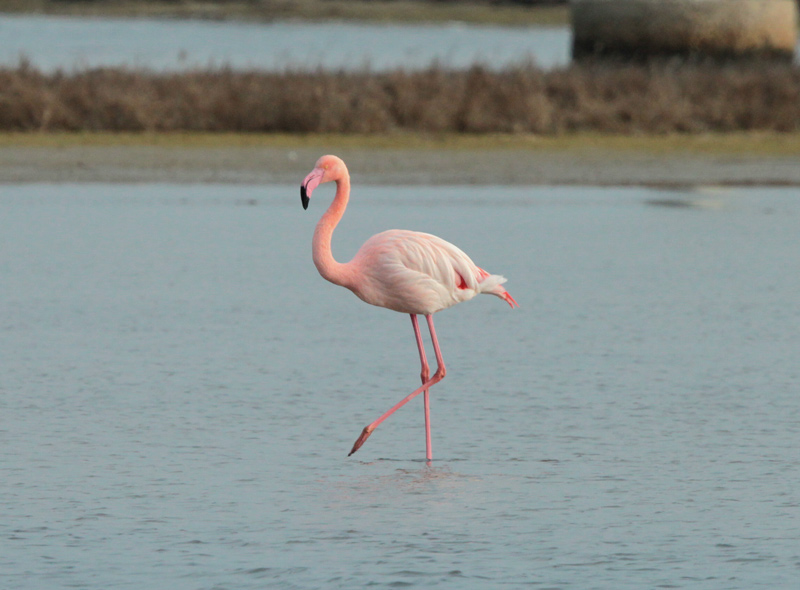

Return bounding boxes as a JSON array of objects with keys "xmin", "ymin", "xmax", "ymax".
[{"xmin": 312, "ymin": 174, "xmax": 352, "ymax": 288}]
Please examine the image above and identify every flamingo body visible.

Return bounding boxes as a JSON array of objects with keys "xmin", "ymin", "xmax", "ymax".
[
  {"xmin": 301, "ymin": 155, "xmax": 517, "ymax": 460},
  {"xmin": 348, "ymin": 229, "xmax": 513, "ymax": 315}
]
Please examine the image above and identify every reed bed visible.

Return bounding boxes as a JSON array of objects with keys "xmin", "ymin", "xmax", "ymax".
[{"xmin": 2, "ymin": 60, "xmax": 800, "ymax": 134}]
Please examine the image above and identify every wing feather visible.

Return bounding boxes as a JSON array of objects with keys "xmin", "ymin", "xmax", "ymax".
[{"xmin": 348, "ymin": 229, "xmax": 512, "ymax": 314}]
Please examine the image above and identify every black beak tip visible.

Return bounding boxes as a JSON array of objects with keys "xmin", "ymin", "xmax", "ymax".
[{"xmin": 300, "ymin": 186, "xmax": 309, "ymax": 210}]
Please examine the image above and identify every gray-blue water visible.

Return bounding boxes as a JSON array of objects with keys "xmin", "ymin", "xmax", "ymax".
[
  {"xmin": 0, "ymin": 14, "xmax": 570, "ymax": 72},
  {"xmin": 1, "ymin": 182, "xmax": 799, "ymax": 589}
]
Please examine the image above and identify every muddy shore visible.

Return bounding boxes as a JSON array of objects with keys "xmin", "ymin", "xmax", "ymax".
[{"xmin": 2, "ymin": 144, "xmax": 799, "ymax": 187}]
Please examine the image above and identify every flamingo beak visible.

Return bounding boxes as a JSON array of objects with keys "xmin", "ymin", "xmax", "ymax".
[
  {"xmin": 300, "ymin": 185, "xmax": 310, "ymax": 210},
  {"xmin": 300, "ymin": 168, "xmax": 324, "ymax": 210}
]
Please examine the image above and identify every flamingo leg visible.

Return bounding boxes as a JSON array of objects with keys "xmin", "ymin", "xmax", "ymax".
[
  {"xmin": 348, "ymin": 314, "xmax": 446, "ymax": 458},
  {"xmin": 410, "ymin": 315, "xmax": 433, "ymax": 461}
]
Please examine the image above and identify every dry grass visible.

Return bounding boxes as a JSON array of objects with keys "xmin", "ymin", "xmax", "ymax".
[{"xmin": 2, "ymin": 60, "xmax": 800, "ymax": 135}]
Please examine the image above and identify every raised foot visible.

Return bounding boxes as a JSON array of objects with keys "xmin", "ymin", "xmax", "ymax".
[{"xmin": 348, "ymin": 426, "xmax": 374, "ymax": 456}]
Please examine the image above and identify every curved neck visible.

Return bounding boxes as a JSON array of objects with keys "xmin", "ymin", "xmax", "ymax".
[{"xmin": 312, "ymin": 174, "xmax": 352, "ymax": 287}]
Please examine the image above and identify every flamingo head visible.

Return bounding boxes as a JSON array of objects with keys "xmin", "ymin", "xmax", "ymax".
[{"xmin": 300, "ymin": 155, "xmax": 348, "ymax": 210}]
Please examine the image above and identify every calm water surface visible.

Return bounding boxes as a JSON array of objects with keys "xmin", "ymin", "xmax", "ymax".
[
  {"xmin": 1, "ymin": 183, "xmax": 799, "ymax": 589},
  {"xmin": 0, "ymin": 14, "xmax": 570, "ymax": 71},
  {"xmin": 2, "ymin": 14, "xmax": 798, "ymax": 73}
]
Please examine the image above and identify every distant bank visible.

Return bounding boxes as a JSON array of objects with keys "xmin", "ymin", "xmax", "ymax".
[
  {"xmin": 2, "ymin": 133, "xmax": 800, "ymax": 186},
  {"xmin": 0, "ymin": 0, "xmax": 570, "ymax": 26}
]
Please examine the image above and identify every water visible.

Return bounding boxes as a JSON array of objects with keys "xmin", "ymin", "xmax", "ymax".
[
  {"xmin": 0, "ymin": 14, "xmax": 570, "ymax": 72},
  {"xmin": 3, "ymin": 13, "xmax": 799, "ymax": 74},
  {"xmin": 1, "ymin": 182, "xmax": 799, "ymax": 589}
]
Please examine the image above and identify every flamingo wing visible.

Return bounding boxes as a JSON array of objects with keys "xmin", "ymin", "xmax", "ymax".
[{"xmin": 347, "ymin": 230, "xmax": 517, "ymax": 314}]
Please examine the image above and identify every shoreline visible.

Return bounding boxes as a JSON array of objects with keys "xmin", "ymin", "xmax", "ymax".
[
  {"xmin": 0, "ymin": 1, "xmax": 570, "ymax": 26},
  {"xmin": 2, "ymin": 134, "xmax": 800, "ymax": 186}
]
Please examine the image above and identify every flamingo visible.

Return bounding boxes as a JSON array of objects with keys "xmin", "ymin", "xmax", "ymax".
[{"xmin": 301, "ymin": 155, "xmax": 518, "ymax": 460}]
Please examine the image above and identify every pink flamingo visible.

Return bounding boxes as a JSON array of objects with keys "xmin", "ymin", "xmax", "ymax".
[{"xmin": 301, "ymin": 155, "xmax": 518, "ymax": 460}]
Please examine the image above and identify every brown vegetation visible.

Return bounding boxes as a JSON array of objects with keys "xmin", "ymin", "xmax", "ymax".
[{"xmin": 2, "ymin": 60, "xmax": 800, "ymax": 134}]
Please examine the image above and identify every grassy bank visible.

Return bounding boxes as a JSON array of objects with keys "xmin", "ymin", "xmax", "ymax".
[
  {"xmin": 3, "ymin": 131, "xmax": 800, "ymax": 158},
  {"xmin": 3, "ymin": 62, "xmax": 800, "ymax": 135},
  {"xmin": 0, "ymin": 0, "xmax": 570, "ymax": 26}
]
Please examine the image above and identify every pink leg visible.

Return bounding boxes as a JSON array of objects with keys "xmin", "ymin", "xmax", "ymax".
[
  {"xmin": 410, "ymin": 315, "xmax": 432, "ymax": 461},
  {"xmin": 349, "ymin": 314, "xmax": 446, "ymax": 458}
]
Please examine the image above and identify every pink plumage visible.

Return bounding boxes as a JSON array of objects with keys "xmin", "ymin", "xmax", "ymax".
[
  {"xmin": 301, "ymin": 155, "xmax": 517, "ymax": 460},
  {"xmin": 348, "ymin": 229, "xmax": 516, "ymax": 315}
]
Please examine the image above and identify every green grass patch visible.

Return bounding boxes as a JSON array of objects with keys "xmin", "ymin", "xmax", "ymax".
[{"xmin": 4, "ymin": 131, "xmax": 800, "ymax": 156}]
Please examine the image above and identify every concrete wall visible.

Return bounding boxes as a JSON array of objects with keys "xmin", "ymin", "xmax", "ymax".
[{"xmin": 572, "ymin": 0, "xmax": 799, "ymax": 60}]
